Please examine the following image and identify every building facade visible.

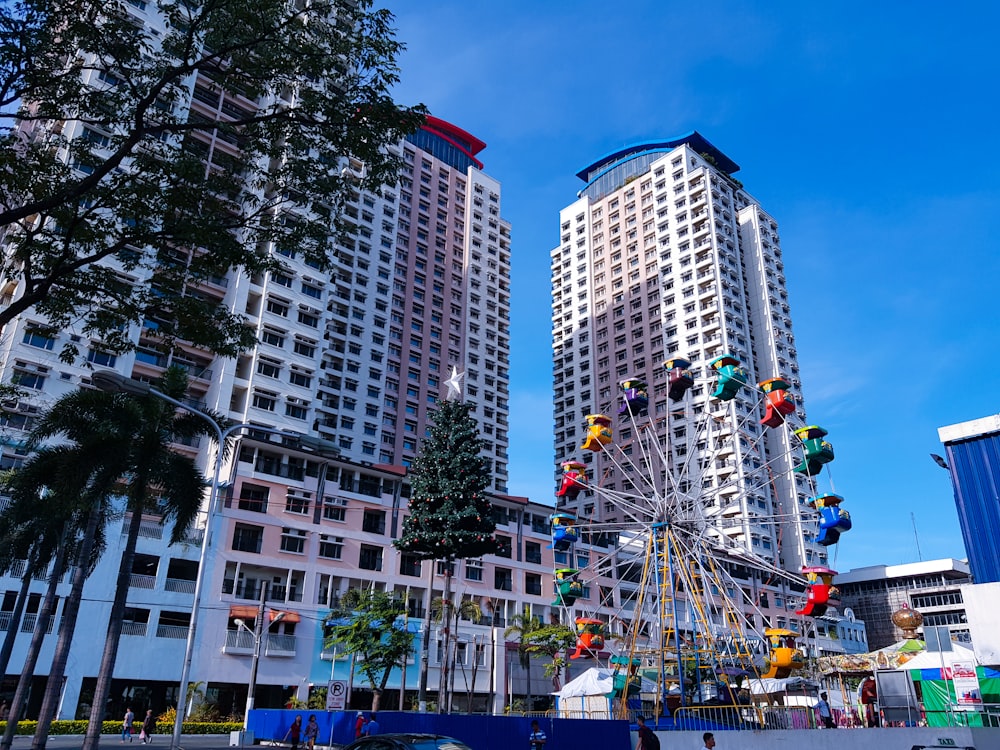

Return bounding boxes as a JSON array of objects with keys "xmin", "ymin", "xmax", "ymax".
[
  {"xmin": 548, "ymin": 134, "xmax": 834, "ymax": 657},
  {"xmin": 835, "ymin": 559, "xmax": 972, "ymax": 650},
  {"xmin": 938, "ymin": 414, "xmax": 1000, "ymax": 583},
  {"xmin": 0, "ymin": 2, "xmax": 513, "ymax": 713}
]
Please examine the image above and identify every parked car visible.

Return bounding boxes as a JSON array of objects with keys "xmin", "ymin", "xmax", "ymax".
[{"xmin": 345, "ymin": 734, "xmax": 474, "ymax": 750}]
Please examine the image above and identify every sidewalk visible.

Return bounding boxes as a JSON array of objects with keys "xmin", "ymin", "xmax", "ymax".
[{"xmin": 8, "ymin": 735, "xmax": 348, "ymax": 750}]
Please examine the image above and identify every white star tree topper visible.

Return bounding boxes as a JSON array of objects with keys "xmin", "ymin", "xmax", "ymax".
[{"xmin": 444, "ymin": 367, "xmax": 464, "ymax": 401}]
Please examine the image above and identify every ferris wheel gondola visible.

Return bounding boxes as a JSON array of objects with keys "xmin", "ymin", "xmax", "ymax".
[{"xmin": 546, "ymin": 351, "xmax": 854, "ymax": 716}]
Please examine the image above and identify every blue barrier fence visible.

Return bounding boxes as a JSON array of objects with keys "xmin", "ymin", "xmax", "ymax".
[{"xmin": 247, "ymin": 710, "xmax": 632, "ymax": 750}]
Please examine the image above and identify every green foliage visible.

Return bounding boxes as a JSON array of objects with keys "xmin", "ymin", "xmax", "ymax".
[
  {"xmin": 0, "ymin": 720, "xmax": 242, "ymax": 735},
  {"xmin": 394, "ymin": 398, "xmax": 499, "ymax": 561},
  {"xmin": 0, "ymin": 0, "xmax": 425, "ymax": 360},
  {"xmin": 525, "ymin": 624, "xmax": 577, "ymax": 687},
  {"xmin": 306, "ymin": 688, "xmax": 328, "ymax": 711},
  {"xmin": 504, "ymin": 610, "xmax": 544, "ymax": 669},
  {"xmin": 325, "ymin": 588, "xmax": 415, "ymax": 707}
]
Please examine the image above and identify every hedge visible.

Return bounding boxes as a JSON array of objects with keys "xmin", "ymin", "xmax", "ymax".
[{"xmin": 0, "ymin": 720, "xmax": 243, "ymax": 736}]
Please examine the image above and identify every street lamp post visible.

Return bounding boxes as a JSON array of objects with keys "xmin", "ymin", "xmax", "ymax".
[
  {"xmin": 91, "ymin": 370, "xmax": 337, "ymax": 750},
  {"xmin": 233, "ymin": 592, "xmax": 286, "ymax": 733}
]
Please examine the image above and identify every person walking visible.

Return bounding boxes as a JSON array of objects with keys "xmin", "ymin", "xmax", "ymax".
[
  {"xmin": 122, "ymin": 707, "xmax": 135, "ymax": 743},
  {"xmin": 304, "ymin": 715, "xmax": 319, "ymax": 750},
  {"xmin": 703, "ymin": 732, "xmax": 716, "ymax": 749},
  {"xmin": 354, "ymin": 712, "xmax": 366, "ymax": 740},
  {"xmin": 283, "ymin": 715, "xmax": 303, "ymax": 750},
  {"xmin": 140, "ymin": 709, "xmax": 155, "ymax": 744},
  {"xmin": 529, "ymin": 720, "xmax": 546, "ymax": 750},
  {"xmin": 636, "ymin": 716, "xmax": 659, "ymax": 750},
  {"xmin": 364, "ymin": 713, "xmax": 380, "ymax": 736},
  {"xmin": 815, "ymin": 691, "xmax": 835, "ymax": 728}
]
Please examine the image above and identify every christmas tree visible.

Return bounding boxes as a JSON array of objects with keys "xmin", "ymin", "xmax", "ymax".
[
  {"xmin": 394, "ymin": 397, "xmax": 500, "ymax": 561},
  {"xmin": 394, "ymin": 370, "xmax": 499, "ymax": 711}
]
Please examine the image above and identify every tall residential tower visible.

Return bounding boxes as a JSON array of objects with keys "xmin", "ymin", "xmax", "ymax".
[{"xmin": 550, "ymin": 134, "xmax": 825, "ymax": 577}]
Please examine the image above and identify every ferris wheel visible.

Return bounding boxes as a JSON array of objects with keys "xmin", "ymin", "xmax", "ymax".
[{"xmin": 546, "ymin": 353, "xmax": 852, "ymax": 714}]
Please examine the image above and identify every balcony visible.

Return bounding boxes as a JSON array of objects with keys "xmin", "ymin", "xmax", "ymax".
[
  {"xmin": 265, "ymin": 634, "xmax": 296, "ymax": 657},
  {"xmin": 223, "ymin": 629, "xmax": 255, "ymax": 655},
  {"xmin": 121, "ymin": 622, "xmax": 148, "ymax": 637},
  {"xmin": 165, "ymin": 577, "xmax": 197, "ymax": 594},
  {"xmin": 129, "ymin": 573, "xmax": 156, "ymax": 590},
  {"xmin": 222, "ymin": 630, "xmax": 296, "ymax": 657},
  {"xmin": 156, "ymin": 624, "xmax": 189, "ymax": 639}
]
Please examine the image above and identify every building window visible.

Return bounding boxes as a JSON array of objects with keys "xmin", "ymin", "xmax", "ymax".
[
  {"xmin": 525, "ymin": 573, "xmax": 542, "ymax": 596},
  {"xmin": 399, "ymin": 553, "xmax": 422, "ymax": 577},
  {"xmin": 13, "ymin": 369, "xmax": 46, "ymax": 390},
  {"xmin": 494, "ymin": 567, "xmax": 512, "ymax": 591},
  {"xmin": 525, "ymin": 542, "xmax": 542, "ymax": 565},
  {"xmin": 232, "ymin": 523, "xmax": 263, "ymax": 553},
  {"xmin": 257, "ymin": 359, "xmax": 281, "ymax": 378},
  {"xmin": 266, "ymin": 298, "xmax": 289, "ymax": 317},
  {"xmin": 465, "ymin": 559, "xmax": 483, "ymax": 581},
  {"xmin": 86, "ymin": 348, "xmax": 117, "ymax": 367},
  {"xmin": 22, "ymin": 330, "xmax": 55, "ymax": 350},
  {"xmin": 285, "ymin": 491, "xmax": 310, "ymax": 515},
  {"xmin": 285, "ymin": 402, "xmax": 308, "ymax": 420},
  {"xmin": 261, "ymin": 328, "xmax": 286, "ymax": 347},
  {"xmin": 495, "ymin": 536, "xmax": 512, "ymax": 559},
  {"xmin": 251, "ymin": 390, "xmax": 277, "ymax": 411},
  {"xmin": 319, "ymin": 534, "xmax": 343, "ymax": 560},
  {"xmin": 238, "ymin": 483, "xmax": 269, "ymax": 513},
  {"xmin": 359, "ymin": 544, "xmax": 383, "ymax": 571},
  {"xmin": 289, "ymin": 370, "xmax": 312, "ymax": 388},
  {"xmin": 323, "ymin": 497, "xmax": 346, "ymax": 522},
  {"xmin": 280, "ymin": 527, "xmax": 306, "ymax": 554},
  {"xmin": 362, "ymin": 509, "xmax": 386, "ymax": 535}
]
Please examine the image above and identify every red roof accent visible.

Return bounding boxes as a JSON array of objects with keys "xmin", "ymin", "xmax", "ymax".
[{"xmin": 422, "ymin": 115, "xmax": 486, "ymax": 169}]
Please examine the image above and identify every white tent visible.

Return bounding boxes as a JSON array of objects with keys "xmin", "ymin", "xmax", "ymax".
[
  {"xmin": 552, "ymin": 667, "xmax": 657, "ymax": 699},
  {"xmin": 552, "ymin": 667, "xmax": 657, "ymax": 719},
  {"xmin": 896, "ymin": 641, "xmax": 977, "ymax": 671}
]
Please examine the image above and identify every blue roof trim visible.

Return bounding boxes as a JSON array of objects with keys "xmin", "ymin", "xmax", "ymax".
[{"xmin": 575, "ymin": 131, "xmax": 740, "ymax": 182}]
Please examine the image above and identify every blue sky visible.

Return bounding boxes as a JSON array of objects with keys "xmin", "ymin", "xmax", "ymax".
[{"xmin": 390, "ymin": 1, "xmax": 1000, "ymax": 572}]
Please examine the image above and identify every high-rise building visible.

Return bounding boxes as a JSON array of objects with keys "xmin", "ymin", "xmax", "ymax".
[
  {"xmin": 0, "ymin": 60, "xmax": 514, "ymax": 712},
  {"xmin": 550, "ymin": 133, "xmax": 824, "ymax": 577},
  {"xmin": 938, "ymin": 414, "xmax": 1000, "ymax": 583},
  {"xmin": 0, "ymin": 114, "xmax": 511, "ymax": 484},
  {"xmin": 835, "ymin": 559, "xmax": 972, "ymax": 649}
]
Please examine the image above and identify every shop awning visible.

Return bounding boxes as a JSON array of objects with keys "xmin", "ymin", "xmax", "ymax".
[
  {"xmin": 229, "ymin": 605, "xmax": 258, "ymax": 620},
  {"xmin": 271, "ymin": 609, "xmax": 300, "ymax": 623}
]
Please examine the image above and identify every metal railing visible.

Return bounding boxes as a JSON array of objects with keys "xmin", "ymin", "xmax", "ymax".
[
  {"xmin": 121, "ymin": 621, "xmax": 148, "ymax": 637},
  {"xmin": 156, "ymin": 624, "xmax": 190, "ymax": 639},
  {"xmin": 223, "ymin": 629, "xmax": 255, "ymax": 653},
  {"xmin": 130, "ymin": 573, "xmax": 156, "ymax": 589},
  {"xmin": 264, "ymin": 633, "xmax": 296, "ymax": 657},
  {"xmin": 165, "ymin": 577, "xmax": 197, "ymax": 594}
]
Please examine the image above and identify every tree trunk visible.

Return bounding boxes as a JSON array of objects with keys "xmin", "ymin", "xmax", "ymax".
[
  {"xmin": 0, "ymin": 560, "xmax": 34, "ymax": 678},
  {"xmin": 524, "ymin": 651, "xmax": 532, "ymax": 711},
  {"xmin": 1, "ymin": 539, "xmax": 67, "ymax": 750},
  {"xmin": 81, "ymin": 502, "xmax": 144, "ymax": 750},
  {"xmin": 417, "ymin": 563, "xmax": 433, "ymax": 711},
  {"xmin": 30, "ymin": 511, "xmax": 98, "ymax": 750},
  {"xmin": 446, "ymin": 609, "xmax": 459, "ymax": 713},
  {"xmin": 436, "ymin": 563, "xmax": 452, "ymax": 713}
]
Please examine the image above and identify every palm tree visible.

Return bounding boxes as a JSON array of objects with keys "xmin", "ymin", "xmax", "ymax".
[
  {"xmin": 504, "ymin": 610, "xmax": 543, "ymax": 712},
  {"xmin": 0, "ymin": 367, "xmax": 217, "ymax": 750},
  {"xmin": 432, "ymin": 596, "xmax": 482, "ymax": 712},
  {"xmin": 0, "ymin": 444, "xmax": 113, "ymax": 750},
  {"xmin": 75, "ymin": 368, "xmax": 215, "ymax": 750}
]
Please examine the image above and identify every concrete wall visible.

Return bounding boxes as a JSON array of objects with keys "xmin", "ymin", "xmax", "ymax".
[{"xmin": 637, "ymin": 727, "xmax": 996, "ymax": 750}]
